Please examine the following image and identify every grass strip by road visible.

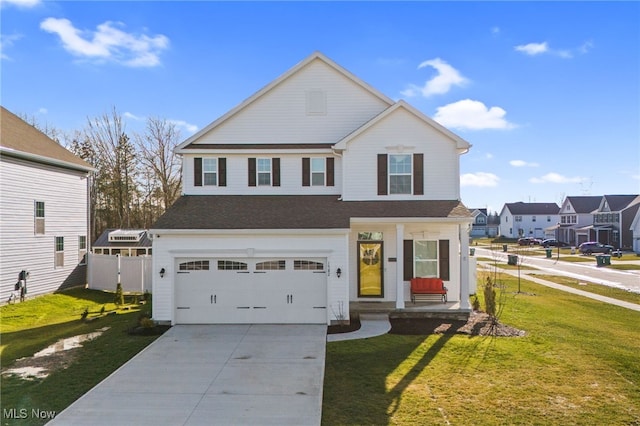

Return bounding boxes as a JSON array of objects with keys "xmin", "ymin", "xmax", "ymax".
[
  {"xmin": 1, "ymin": 288, "xmax": 160, "ymax": 426},
  {"xmin": 323, "ymin": 272, "xmax": 640, "ymax": 425},
  {"xmin": 530, "ymin": 273, "xmax": 640, "ymax": 305}
]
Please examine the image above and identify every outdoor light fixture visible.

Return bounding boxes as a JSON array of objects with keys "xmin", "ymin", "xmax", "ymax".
[
  {"xmin": 336, "ymin": 268, "xmax": 342, "ymax": 278},
  {"xmin": 160, "ymin": 268, "xmax": 165, "ymax": 278}
]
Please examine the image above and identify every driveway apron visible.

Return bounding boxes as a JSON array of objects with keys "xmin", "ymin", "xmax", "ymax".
[{"xmin": 48, "ymin": 324, "xmax": 327, "ymax": 426}]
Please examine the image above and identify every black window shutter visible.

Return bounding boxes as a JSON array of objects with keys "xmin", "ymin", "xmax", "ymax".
[
  {"xmin": 272, "ymin": 158, "xmax": 281, "ymax": 187},
  {"xmin": 194, "ymin": 157, "xmax": 202, "ymax": 187},
  {"xmin": 413, "ymin": 153, "xmax": 424, "ymax": 195},
  {"xmin": 403, "ymin": 240, "xmax": 414, "ymax": 281},
  {"xmin": 218, "ymin": 158, "xmax": 226, "ymax": 187},
  {"xmin": 377, "ymin": 154, "xmax": 388, "ymax": 195},
  {"xmin": 248, "ymin": 158, "xmax": 256, "ymax": 186},
  {"xmin": 439, "ymin": 239, "xmax": 450, "ymax": 281},
  {"xmin": 326, "ymin": 157, "xmax": 335, "ymax": 186},
  {"xmin": 302, "ymin": 158, "xmax": 310, "ymax": 186}
]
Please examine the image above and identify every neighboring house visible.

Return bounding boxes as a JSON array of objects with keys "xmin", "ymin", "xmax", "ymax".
[
  {"xmin": 469, "ymin": 208, "xmax": 488, "ymax": 238},
  {"xmin": 469, "ymin": 208, "xmax": 499, "ymax": 238},
  {"xmin": 586, "ymin": 195, "xmax": 640, "ymax": 250},
  {"xmin": 150, "ymin": 52, "xmax": 474, "ymax": 325},
  {"xmin": 1, "ymin": 106, "xmax": 93, "ymax": 301},
  {"xmin": 92, "ymin": 229, "xmax": 152, "ymax": 256},
  {"xmin": 499, "ymin": 202, "xmax": 560, "ymax": 239},
  {"xmin": 557, "ymin": 196, "xmax": 602, "ymax": 246},
  {"xmin": 630, "ymin": 208, "xmax": 640, "ymax": 253}
]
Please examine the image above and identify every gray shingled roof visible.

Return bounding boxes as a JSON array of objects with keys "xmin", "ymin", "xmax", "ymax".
[
  {"xmin": 505, "ymin": 202, "xmax": 559, "ymax": 215},
  {"xmin": 151, "ymin": 195, "xmax": 472, "ymax": 230},
  {"xmin": 565, "ymin": 196, "xmax": 602, "ymax": 214},
  {"xmin": 93, "ymin": 229, "xmax": 152, "ymax": 248},
  {"xmin": 603, "ymin": 195, "xmax": 640, "ymax": 212},
  {"xmin": 1, "ymin": 106, "xmax": 92, "ymax": 171}
]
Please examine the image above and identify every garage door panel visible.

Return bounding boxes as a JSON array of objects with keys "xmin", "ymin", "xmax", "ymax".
[{"xmin": 175, "ymin": 257, "xmax": 327, "ymax": 324}]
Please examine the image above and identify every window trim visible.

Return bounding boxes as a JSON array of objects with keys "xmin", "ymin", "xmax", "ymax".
[
  {"xmin": 388, "ymin": 154, "xmax": 413, "ymax": 195},
  {"xmin": 413, "ymin": 240, "xmax": 438, "ymax": 278},
  {"xmin": 311, "ymin": 158, "xmax": 326, "ymax": 186},
  {"xmin": 78, "ymin": 236, "xmax": 87, "ymax": 265},
  {"xmin": 55, "ymin": 236, "xmax": 64, "ymax": 268},
  {"xmin": 34, "ymin": 201, "xmax": 45, "ymax": 235},
  {"xmin": 257, "ymin": 158, "xmax": 272, "ymax": 186},
  {"xmin": 202, "ymin": 157, "xmax": 218, "ymax": 186}
]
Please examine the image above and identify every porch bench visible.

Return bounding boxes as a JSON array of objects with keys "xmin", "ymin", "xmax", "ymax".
[{"xmin": 410, "ymin": 278, "xmax": 448, "ymax": 303}]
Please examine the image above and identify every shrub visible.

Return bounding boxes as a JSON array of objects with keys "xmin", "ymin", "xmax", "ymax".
[
  {"xmin": 114, "ymin": 283, "xmax": 124, "ymax": 306},
  {"xmin": 484, "ymin": 276, "xmax": 496, "ymax": 318}
]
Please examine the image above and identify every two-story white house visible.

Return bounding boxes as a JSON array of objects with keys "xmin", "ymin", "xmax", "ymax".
[
  {"xmin": 499, "ymin": 202, "xmax": 560, "ymax": 239},
  {"xmin": 150, "ymin": 52, "xmax": 474, "ymax": 325},
  {"xmin": 1, "ymin": 106, "xmax": 93, "ymax": 302}
]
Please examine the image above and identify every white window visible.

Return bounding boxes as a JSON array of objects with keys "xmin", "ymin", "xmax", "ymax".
[
  {"xmin": 515, "ymin": 216, "xmax": 522, "ymax": 222},
  {"xmin": 78, "ymin": 236, "xmax": 87, "ymax": 265},
  {"xmin": 311, "ymin": 158, "xmax": 325, "ymax": 186},
  {"xmin": 414, "ymin": 240, "xmax": 438, "ymax": 277},
  {"xmin": 180, "ymin": 260, "xmax": 210, "ymax": 271},
  {"xmin": 294, "ymin": 260, "xmax": 324, "ymax": 271},
  {"xmin": 218, "ymin": 260, "xmax": 248, "ymax": 271},
  {"xmin": 35, "ymin": 201, "xmax": 45, "ymax": 235},
  {"xmin": 532, "ymin": 216, "xmax": 537, "ymax": 222},
  {"xmin": 389, "ymin": 154, "xmax": 412, "ymax": 194},
  {"xmin": 55, "ymin": 237, "xmax": 64, "ymax": 268},
  {"xmin": 256, "ymin": 260, "xmax": 286, "ymax": 270},
  {"xmin": 203, "ymin": 158, "xmax": 217, "ymax": 186},
  {"xmin": 257, "ymin": 159, "xmax": 271, "ymax": 186}
]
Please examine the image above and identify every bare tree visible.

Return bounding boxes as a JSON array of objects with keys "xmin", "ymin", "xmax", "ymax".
[{"xmin": 134, "ymin": 117, "xmax": 182, "ymax": 212}]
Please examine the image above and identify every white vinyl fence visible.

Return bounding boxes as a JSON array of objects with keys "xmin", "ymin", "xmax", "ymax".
[{"xmin": 88, "ymin": 253, "xmax": 152, "ymax": 293}]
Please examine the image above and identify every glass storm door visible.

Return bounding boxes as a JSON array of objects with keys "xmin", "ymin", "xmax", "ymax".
[{"xmin": 358, "ymin": 242, "xmax": 383, "ymax": 297}]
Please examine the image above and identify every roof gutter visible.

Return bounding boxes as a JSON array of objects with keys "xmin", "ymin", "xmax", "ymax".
[{"xmin": 1, "ymin": 146, "xmax": 96, "ymax": 173}]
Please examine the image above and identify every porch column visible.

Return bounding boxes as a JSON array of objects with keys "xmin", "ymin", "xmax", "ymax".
[
  {"xmin": 459, "ymin": 223, "xmax": 471, "ymax": 310},
  {"xmin": 396, "ymin": 224, "xmax": 405, "ymax": 309}
]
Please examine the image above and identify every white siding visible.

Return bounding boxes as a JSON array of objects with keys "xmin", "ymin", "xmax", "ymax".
[
  {"xmin": 183, "ymin": 153, "xmax": 342, "ymax": 195},
  {"xmin": 192, "ymin": 59, "xmax": 389, "ymax": 145},
  {"xmin": 0, "ymin": 156, "xmax": 89, "ymax": 301},
  {"xmin": 151, "ymin": 231, "xmax": 349, "ymax": 324},
  {"xmin": 342, "ymin": 108, "xmax": 460, "ymax": 201}
]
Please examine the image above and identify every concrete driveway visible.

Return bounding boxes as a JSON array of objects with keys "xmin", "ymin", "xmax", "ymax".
[{"xmin": 49, "ymin": 324, "xmax": 327, "ymax": 426}]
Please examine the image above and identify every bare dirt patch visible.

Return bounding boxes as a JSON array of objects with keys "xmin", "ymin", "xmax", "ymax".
[{"xmin": 390, "ymin": 311, "xmax": 525, "ymax": 337}]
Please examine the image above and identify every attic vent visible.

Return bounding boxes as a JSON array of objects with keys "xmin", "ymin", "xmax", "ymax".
[
  {"xmin": 108, "ymin": 230, "xmax": 144, "ymax": 243},
  {"xmin": 306, "ymin": 90, "xmax": 326, "ymax": 115}
]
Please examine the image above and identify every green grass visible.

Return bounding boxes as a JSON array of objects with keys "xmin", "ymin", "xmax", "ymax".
[
  {"xmin": 609, "ymin": 263, "xmax": 640, "ymax": 271},
  {"xmin": 323, "ymin": 273, "xmax": 640, "ymax": 425},
  {"xmin": 1, "ymin": 289, "xmax": 160, "ymax": 426},
  {"xmin": 530, "ymin": 274, "xmax": 640, "ymax": 305}
]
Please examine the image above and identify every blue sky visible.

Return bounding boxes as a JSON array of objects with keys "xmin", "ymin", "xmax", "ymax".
[{"xmin": 2, "ymin": 0, "xmax": 639, "ymax": 213}]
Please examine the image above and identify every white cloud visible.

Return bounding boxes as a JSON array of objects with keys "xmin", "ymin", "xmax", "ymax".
[
  {"xmin": 124, "ymin": 112, "xmax": 144, "ymax": 121},
  {"xmin": 529, "ymin": 173, "xmax": 585, "ymax": 184},
  {"xmin": 38, "ymin": 108, "xmax": 48, "ymax": 114},
  {"xmin": 1, "ymin": 0, "xmax": 40, "ymax": 8},
  {"xmin": 169, "ymin": 119, "xmax": 198, "ymax": 134},
  {"xmin": 632, "ymin": 174, "xmax": 640, "ymax": 181},
  {"xmin": 510, "ymin": 160, "xmax": 539, "ymax": 167},
  {"xmin": 485, "ymin": 153, "xmax": 494, "ymax": 160},
  {"xmin": 461, "ymin": 172, "xmax": 500, "ymax": 187},
  {"xmin": 0, "ymin": 33, "xmax": 23, "ymax": 60},
  {"xmin": 401, "ymin": 58, "xmax": 468, "ymax": 98},
  {"xmin": 515, "ymin": 40, "xmax": 594, "ymax": 59},
  {"xmin": 515, "ymin": 42, "xmax": 548, "ymax": 56},
  {"xmin": 434, "ymin": 99, "xmax": 516, "ymax": 131},
  {"xmin": 40, "ymin": 18, "xmax": 169, "ymax": 67}
]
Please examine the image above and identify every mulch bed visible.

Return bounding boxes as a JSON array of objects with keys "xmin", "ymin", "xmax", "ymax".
[{"xmin": 328, "ymin": 311, "xmax": 525, "ymax": 337}]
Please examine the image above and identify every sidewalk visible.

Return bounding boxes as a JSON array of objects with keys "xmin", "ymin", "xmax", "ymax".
[{"xmin": 327, "ymin": 313, "xmax": 390, "ymax": 342}]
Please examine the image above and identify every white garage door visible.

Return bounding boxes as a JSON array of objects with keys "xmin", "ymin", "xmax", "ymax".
[{"xmin": 175, "ymin": 258, "xmax": 327, "ymax": 324}]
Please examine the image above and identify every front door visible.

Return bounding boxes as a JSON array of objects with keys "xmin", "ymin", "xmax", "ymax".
[{"xmin": 357, "ymin": 242, "xmax": 383, "ymax": 297}]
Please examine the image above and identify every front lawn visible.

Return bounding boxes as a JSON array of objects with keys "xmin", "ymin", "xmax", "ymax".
[
  {"xmin": 1, "ymin": 288, "xmax": 161, "ymax": 426},
  {"xmin": 323, "ymin": 273, "xmax": 640, "ymax": 425}
]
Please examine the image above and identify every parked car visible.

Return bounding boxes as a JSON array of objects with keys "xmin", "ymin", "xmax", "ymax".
[
  {"xmin": 578, "ymin": 241, "xmax": 614, "ymax": 255},
  {"xmin": 541, "ymin": 239, "xmax": 569, "ymax": 248},
  {"xmin": 518, "ymin": 237, "xmax": 542, "ymax": 246}
]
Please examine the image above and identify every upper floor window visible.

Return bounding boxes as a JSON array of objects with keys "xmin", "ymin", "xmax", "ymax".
[
  {"xmin": 248, "ymin": 158, "xmax": 280, "ymax": 187},
  {"xmin": 34, "ymin": 201, "xmax": 45, "ymax": 235},
  {"xmin": 515, "ymin": 216, "xmax": 522, "ymax": 222},
  {"xmin": 532, "ymin": 216, "xmax": 537, "ymax": 222},
  {"xmin": 377, "ymin": 153, "xmax": 423, "ymax": 196},
  {"xmin": 203, "ymin": 158, "xmax": 218, "ymax": 185},
  {"xmin": 194, "ymin": 157, "xmax": 226, "ymax": 187},
  {"xmin": 302, "ymin": 157, "xmax": 335, "ymax": 187},
  {"xmin": 389, "ymin": 154, "xmax": 412, "ymax": 194}
]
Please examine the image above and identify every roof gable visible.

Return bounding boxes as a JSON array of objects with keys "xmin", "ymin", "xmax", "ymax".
[
  {"xmin": 333, "ymin": 101, "xmax": 471, "ymax": 151},
  {"xmin": 177, "ymin": 52, "xmax": 395, "ymax": 151},
  {"xmin": 1, "ymin": 106, "xmax": 92, "ymax": 172},
  {"xmin": 600, "ymin": 194, "xmax": 640, "ymax": 212},
  {"xmin": 563, "ymin": 196, "xmax": 602, "ymax": 214}
]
